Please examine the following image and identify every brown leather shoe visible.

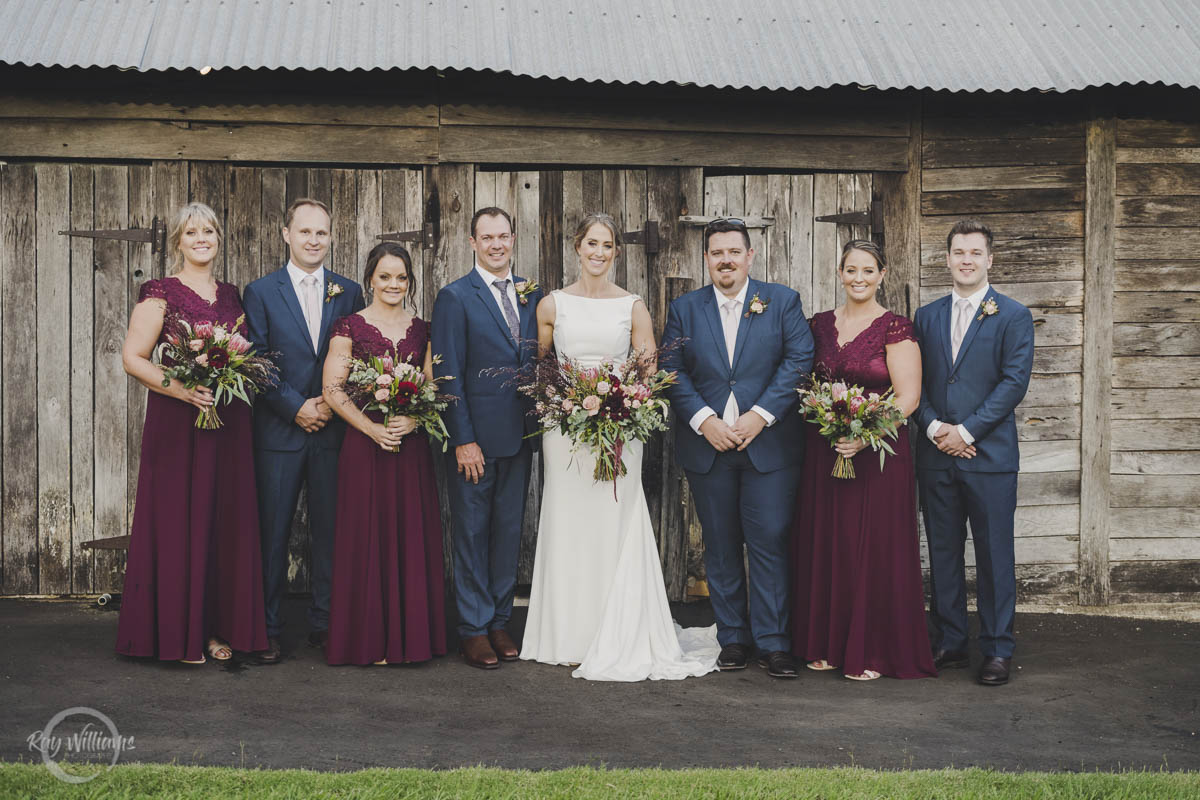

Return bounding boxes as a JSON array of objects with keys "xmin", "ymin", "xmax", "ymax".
[
  {"xmin": 460, "ymin": 635, "xmax": 500, "ymax": 670},
  {"xmin": 255, "ymin": 636, "xmax": 282, "ymax": 665},
  {"xmin": 488, "ymin": 629, "xmax": 520, "ymax": 661}
]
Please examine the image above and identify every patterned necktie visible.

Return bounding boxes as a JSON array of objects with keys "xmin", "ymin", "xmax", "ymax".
[
  {"xmin": 951, "ymin": 297, "xmax": 971, "ymax": 361},
  {"xmin": 493, "ymin": 278, "xmax": 521, "ymax": 341},
  {"xmin": 302, "ymin": 274, "xmax": 321, "ymax": 352}
]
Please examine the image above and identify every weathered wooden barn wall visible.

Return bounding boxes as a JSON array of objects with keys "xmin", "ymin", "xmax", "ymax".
[{"xmin": 0, "ymin": 68, "xmax": 1196, "ymax": 603}]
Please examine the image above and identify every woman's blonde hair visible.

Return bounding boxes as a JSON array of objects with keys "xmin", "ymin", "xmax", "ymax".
[
  {"xmin": 167, "ymin": 202, "xmax": 222, "ymax": 274},
  {"xmin": 572, "ymin": 212, "xmax": 622, "ymax": 253}
]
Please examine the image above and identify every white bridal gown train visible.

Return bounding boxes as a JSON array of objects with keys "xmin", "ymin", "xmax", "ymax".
[{"xmin": 520, "ymin": 291, "xmax": 719, "ymax": 681}]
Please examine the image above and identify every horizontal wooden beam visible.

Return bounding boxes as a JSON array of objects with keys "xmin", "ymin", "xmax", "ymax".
[
  {"xmin": 1116, "ymin": 196, "xmax": 1200, "ymax": 227},
  {"xmin": 922, "ymin": 137, "xmax": 1084, "ymax": 169},
  {"xmin": 1113, "ymin": 356, "xmax": 1200, "ymax": 388},
  {"xmin": 1111, "ymin": 451, "xmax": 1200, "ymax": 475},
  {"xmin": 1116, "ymin": 119, "xmax": 1200, "ymax": 148},
  {"xmin": 1113, "ymin": 291, "xmax": 1200, "ymax": 323},
  {"xmin": 920, "ymin": 211, "xmax": 1084, "ymax": 244},
  {"xmin": 1115, "ymin": 227, "xmax": 1200, "ymax": 259},
  {"xmin": 0, "ymin": 119, "xmax": 440, "ymax": 164},
  {"xmin": 1112, "ymin": 419, "xmax": 1200, "ymax": 451},
  {"xmin": 1116, "ymin": 163, "xmax": 1200, "ymax": 196},
  {"xmin": 1113, "ymin": 322, "xmax": 1200, "ymax": 356},
  {"xmin": 921, "ymin": 187, "xmax": 1083, "ymax": 216},
  {"xmin": 1116, "ymin": 147, "xmax": 1200, "ymax": 164},
  {"xmin": 1112, "ymin": 388, "xmax": 1200, "ymax": 420},
  {"xmin": 922, "ymin": 165, "xmax": 1084, "ymax": 192},
  {"xmin": 438, "ymin": 126, "xmax": 910, "ymax": 171}
]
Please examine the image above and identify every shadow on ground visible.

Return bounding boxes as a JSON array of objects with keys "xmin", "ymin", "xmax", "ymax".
[{"xmin": 3, "ymin": 597, "xmax": 1197, "ymax": 771}]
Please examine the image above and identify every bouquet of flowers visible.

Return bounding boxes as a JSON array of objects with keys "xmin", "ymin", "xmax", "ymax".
[
  {"xmin": 519, "ymin": 350, "xmax": 676, "ymax": 495},
  {"xmin": 798, "ymin": 377, "xmax": 907, "ymax": 479},
  {"xmin": 156, "ymin": 314, "xmax": 279, "ymax": 429},
  {"xmin": 342, "ymin": 353, "xmax": 455, "ymax": 451}
]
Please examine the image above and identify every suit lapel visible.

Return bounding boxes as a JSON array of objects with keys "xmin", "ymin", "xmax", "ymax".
[
  {"xmin": 276, "ymin": 268, "xmax": 315, "ymax": 354},
  {"xmin": 952, "ymin": 288, "xmax": 997, "ymax": 373},
  {"xmin": 730, "ymin": 280, "xmax": 757, "ymax": 373},
  {"xmin": 702, "ymin": 289, "xmax": 731, "ymax": 373},
  {"xmin": 317, "ymin": 273, "xmax": 336, "ymax": 351},
  {"xmin": 470, "ymin": 269, "xmax": 519, "ymax": 352},
  {"xmin": 936, "ymin": 295, "xmax": 953, "ymax": 372}
]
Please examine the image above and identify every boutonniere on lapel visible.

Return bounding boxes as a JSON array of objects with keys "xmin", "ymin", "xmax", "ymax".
[
  {"xmin": 325, "ymin": 282, "xmax": 344, "ymax": 304},
  {"xmin": 977, "ymin": 298, "xmax": 999, "ymax": 321},
  {"xmin": 514, "ymin": 279, "xmax": 539, "ymax": 305},
  {"xmin": 745, "ymin": 293, "xmax": 768, "ymax": 318}
]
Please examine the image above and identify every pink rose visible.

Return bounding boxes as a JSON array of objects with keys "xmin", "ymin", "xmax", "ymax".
[
  {"xmin": 375, "ymin": 373, "xmax": 392, "ymax": 386},
  {"xmin": 195, "ymin": 353, "xmax": 209, "ymax": 367},
  {"xmin": 562, "ymin": 399, "xmax": 575, "ymax": 412},
  {"xmin": 624, "ymin": 398, "xmax": 632, "ymax": 408},
  {"xmin": 374, "ymin": 387, "xmax": 390, "ymax": 402},
  {"xmin": 582, "ymin": 395, "xmax": 601, "ymax": 416},
  {"xmin": 632, "ymin": 399, "xmax": 642, "ymax": 409},
  {"xmin": 194, "ymin": 321, "xmax": 214, "ymax": 338},
  {"xmin": 188, "ymin": 339, "xmax": 205, "ymax": 352},
  {"xmin": 596, "ymin": 380, "xmax": 611, "ymax": 395}
]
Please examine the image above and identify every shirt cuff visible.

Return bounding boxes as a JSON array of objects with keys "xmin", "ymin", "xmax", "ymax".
[
  {"xmin": 957, "ymin": 424, "xmax": 975, "ymax": 445},
  {"xmin": 689, "ymin": 407, "xmax": 716, "ymax": 434},
  {"xmin": 750, "ymin": 405, "xmax": 776, "ymax": 427},
  {"xmin": 926, "ymin": 419, "xmax": 943, "ymax": 443}
]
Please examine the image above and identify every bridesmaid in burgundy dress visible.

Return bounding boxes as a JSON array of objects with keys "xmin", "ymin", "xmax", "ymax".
[
  {"xmin": 322, "ymin": 242, "xmax": 447, "ymax": 665},
  {"xmin": 116, "ymin": 202, "xmax": 268, "ymax": 664},
  {"xmin": 790, "ymin": 240, "xmax": 936, "ymax": 680}
]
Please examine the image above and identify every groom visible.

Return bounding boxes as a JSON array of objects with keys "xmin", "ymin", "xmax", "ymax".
[
  {"xmin": 914, "ymin": 219, "xmax": 1034, "ymax": 686},
  {"xmin": 662, "ymin": 218, "xmax": 813, "ymax": 679},
  {"xmin": 243, "ymin": 198, "xmax": 365, "ymax": 663},
  {"xmin": 432, "ymin": 206, "xmax": 542, "ymax": 670}
]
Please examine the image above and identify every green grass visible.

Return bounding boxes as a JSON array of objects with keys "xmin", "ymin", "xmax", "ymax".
[{"xmin": 1, "ymin": 763, "xmax": 1197, "ymax": 799}]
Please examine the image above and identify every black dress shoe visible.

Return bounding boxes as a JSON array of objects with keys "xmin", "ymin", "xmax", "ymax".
[
  {"xmin": 757, "ymin": 651, "xmax": 799, "ymax": 679},
  {"xmin": 308, "ymin": 629, "xmax": 329, "ymax": 649},
  {"xmin": 978, "ymin": 656, "xmax": 1011, "ymax": 686},
  {"xmin": 255, "ymin": 636, "xmax": 282, "ymax": 665},
  {"xmin": 933, "ymin": 648, "xmax": 970, "ymax": 670},
  {"xmin": 716, "ymin": 643, "xmax": 750, "ymax": 671}
]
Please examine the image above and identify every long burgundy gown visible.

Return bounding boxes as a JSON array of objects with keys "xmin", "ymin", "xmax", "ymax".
[
  {"xmin": 116, "ymin": 277, "xmax": 268, "ymax": 662},
  {"xmin": 325, "ymin": 314, "xmax": 447, "ymax": 665},
  {"xmin": 790, "ymin": 310, "xmax": 936, "ymax": 679}
]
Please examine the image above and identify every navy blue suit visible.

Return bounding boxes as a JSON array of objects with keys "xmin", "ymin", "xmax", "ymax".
[
  {"xmin": 431, "ymin": 269, "xmax": 541, "ymax": 639},
  {"xmin": 242, "ymin": 267, "xmax": 364, "ymax": 637},
  {"xmin": 662, "ymin": 279, "xmax": 813, "ymax": 652},
  {"xmin": 913, "ymin": 287, "xmax": 1034, "ymax": 659}
]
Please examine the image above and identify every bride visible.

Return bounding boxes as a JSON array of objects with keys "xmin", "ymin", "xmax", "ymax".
[{"xmin": 519, "ymin": 213, "xmax": 719, "ymax": 681}]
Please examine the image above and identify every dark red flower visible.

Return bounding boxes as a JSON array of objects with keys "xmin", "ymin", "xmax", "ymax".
[
  {"xmin": 207, "ymin": 347, "xmax": 230, "ymax": 369},
  {"xmin": 394, "ymin": 380, "xmax": 419, "ymax": 405}
]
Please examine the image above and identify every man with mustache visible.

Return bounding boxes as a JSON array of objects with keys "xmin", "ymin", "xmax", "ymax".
[{"xmin": 661, "ymin": 218, "xmax": 814, "ymax": 679}]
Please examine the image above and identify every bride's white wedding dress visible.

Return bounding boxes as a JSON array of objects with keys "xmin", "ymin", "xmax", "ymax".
[{"xmin": 520, "ymin": 291, "xmax": 719, "ymax": 681}]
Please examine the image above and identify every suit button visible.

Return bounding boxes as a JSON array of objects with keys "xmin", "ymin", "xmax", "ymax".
[
  {"xmin": 729, "ymin": 380, "xmax": 736, "ymax": 386},
  {"xmin": 949, "ymin": 377, "xmax": 956, "ymax": 384}
]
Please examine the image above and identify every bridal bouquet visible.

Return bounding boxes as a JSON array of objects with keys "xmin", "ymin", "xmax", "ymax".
[
  {"xmin": 519, "ymin": 350, "xmax": 676, "ymax": 493},
  {"xmin": 156, "ymin": 314, "xmax": 278, "ymax": 429},
  {"xmin": 342, "ymin": 353, "xmax": 455, "ymax": 451},
  {"xmin": 798, "ymin": 377, "xmax": 907, "ymax": 479}
]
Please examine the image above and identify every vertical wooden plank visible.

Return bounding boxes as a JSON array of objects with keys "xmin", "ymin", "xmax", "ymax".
[
  {"xmin": 404, "ymin": 169, "xmax": 428, "ymax": 315},
  {"xmin": 602, "ymin": 169, "xmax": 628, "ymax": 286},
  {"xmin": 354, "ymin": 169, "xmax": 382, "ymax": 281},
  {"xmin": 789, "ymin": 174, "xmax": 815, "ymax": 312},
  {"xmin": 34, "ymin": 165, "xmax": 71, "ymax": 594},
  {"xmin": 227, "ymin": 166, "xmax": 262, "ymax": 288},
  {"xmin": 126, "ymin": 165, "xmax": 154, "ymax": 533},
  {"xmin": 512, "ymin": 171, "xmax": 540, "ymax": 286},
  {"xmin": 329, "ymin": 169, "xmax": 357, "ymax": 278},
  {"xmin": 285, "ymin": 168, "xmax": 309, "ymax": 208},
  {"xmin": 539, "ymin": 171, "xmax": 563, "ymax": 291},
  {"xmin": 93, "ymin": 165, "xmax": 129, "ymax": 592},
  {"xmin": 69, "ymin": 164, "xmax": 95, "ymax": 594},
  {"xmin": 623, "ymin": 170, "xmax": 649, "ymax": 301},
  {"xmin": 561, "ymin": 170, "xmax": 584, "ymax": 285},
  {"xmin": 260, "ymin": 168, "xmax": 287, "ymax": 275},
  {"xmin": 474, "ymin": 170, "xmax": 498, "ymax": 209},
  {"xmin": 307, "ymin": 168, "xmax": 333, "ymax": 221},
  {"xmin": 380, "ymin": 168, "xmax": 409, "ymax": 275},
  {"xmin": 1080, "ymin": 117, "xmax": 1116, "ymax": 605},
  {"xmin": 1, "ymin": 164, "xmax": 38, "ymax": 593},
  {"xmin": 744, "ymin": 174, "xmax": 771, "ymax": 276},
  {"xmin": 188, "ymin": 163, "xmax": 228, "ymax": 280},
  {"xmin": 878, "ymin": 108, "xmax": 922, "ymax": 318},
  {"xmin": 812, "ymin": 173, "xmax": 840, "ymax": 313},
  {"xmin": 152, "ymin": 160, "xmax": 187, "ymax": 280}
]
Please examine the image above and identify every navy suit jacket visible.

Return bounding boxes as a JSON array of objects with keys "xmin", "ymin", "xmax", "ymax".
[
  {"xmin": 661, "ymin": 278, "xmax": 813, "ymax": 475},
  {"xmin": 431, "ymin": 269, "xmax": 542, "ymax": 459},
  {"xmin": 913, "ymin": 288, "xmax": 1035, "ymax": 473},
  {"xmin": 242, "ymin": 266, "xmax": 365, "ymax": 452}
]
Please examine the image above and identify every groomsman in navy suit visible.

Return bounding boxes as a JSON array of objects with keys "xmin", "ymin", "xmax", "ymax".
[
  {"xmin": 432, "ymin": 207, "xmax": 542, "ymax": 670},
  {"xmin": 914, "ymin": 219, "xmax": 1034, "ymax": 686},
  {"xmin": 662, "ymin": 218, "xmax": 813, "ymax": 679},
  {"xmin": 243, "ymin": 198, "xmax": 365, "ymax": 663}
]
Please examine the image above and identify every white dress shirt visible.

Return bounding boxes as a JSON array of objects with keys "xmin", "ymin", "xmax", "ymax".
[
  {"xmin": 286, "ymin": 260, "xmax": 325, "ymax": 352},
  {"xmin": 475, "ymin": 261, "xmax": 520, "ymax": 322},
  {"xmin": 688, "ymin": 281, "xmax": 776, "ymax": 435},
  {"xmin": 926, "ymin": 282, "xmax": 990, "ymax": 446}
]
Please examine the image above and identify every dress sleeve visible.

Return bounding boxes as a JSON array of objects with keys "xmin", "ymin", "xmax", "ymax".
[
  {"xmin": 137, "ymin": 279, "xmax": 168, "ymax": 304},
  {"xmin": 330, "ymin": 315, "xmax": 355, "ymax": 340},
  {"xmin": 885, "ymin": 313, "xmax": 917, "ymax": 345}
]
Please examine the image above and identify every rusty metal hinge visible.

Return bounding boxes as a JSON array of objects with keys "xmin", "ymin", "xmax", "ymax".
[
  {"xmin": 814, "ymin": 199, "xmax": 883, "ymax": 230},
  {"xmin": 623, "ymin": 220, "xmax": 659, "ymax": 254},
  {"xmin": 377, "ymin": 222, "xmax": 435, "ymax": 250},
  {"xmin": 60, "ymin": 216, "xmax": 167, "ymax": 268}
]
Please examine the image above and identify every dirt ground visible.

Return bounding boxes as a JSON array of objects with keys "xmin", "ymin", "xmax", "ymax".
[{"xmin": 3, "ymin": 596, "xmax": 1197, "ymax": 772}]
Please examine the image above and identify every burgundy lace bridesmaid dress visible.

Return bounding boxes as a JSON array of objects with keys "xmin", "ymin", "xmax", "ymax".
[
  {"xmin": 790, "ymin": 310, "xmax": 936, "ymax": 678},
  {"xmin": 116, "ymin": 277, "xmax": 268, "ymax": 661},
  {"xmin": 325, "ymin": 314, "xmax": 447, "ymax": 665}
]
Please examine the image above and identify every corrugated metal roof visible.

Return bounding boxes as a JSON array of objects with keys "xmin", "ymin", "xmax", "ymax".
[{"xmin": 1, "ymin": 0, "xmax": 1197, "ymax": 92}]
